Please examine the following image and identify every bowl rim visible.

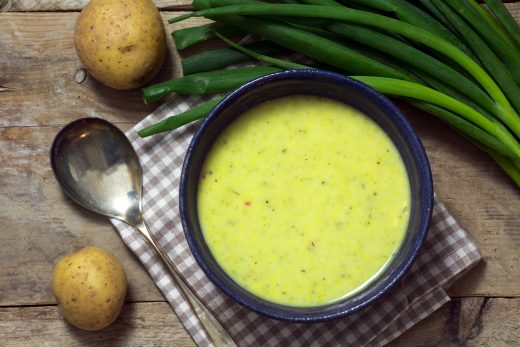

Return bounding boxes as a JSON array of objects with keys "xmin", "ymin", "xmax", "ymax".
[{"xmin": 180, "ymin": 69, "xmax": 433, "ymax": 322}]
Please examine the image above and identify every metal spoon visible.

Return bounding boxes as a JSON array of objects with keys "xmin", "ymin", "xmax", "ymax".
[{"xmin": 50, "ymin": 117, "xmax": 235, "ymax": 346}]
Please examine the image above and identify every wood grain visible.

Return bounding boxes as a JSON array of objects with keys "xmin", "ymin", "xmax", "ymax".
[
  {"xmin": 1, "ymin": 302, "xmax": 195, "ymax": 346},
  {"xmin": 0, "ymin": 12, "xmax": 210, "ymax": 128},
  {"xmin": 2, "ymin": 298, "xmax": 518, "ymax": 346},
  {"xmin": 389, "ymin": 298, "xmax": 520, "ymax": 346},
  {"xmin": 0, "ymin": 0, "xmax": 192, "ymax": 12}
]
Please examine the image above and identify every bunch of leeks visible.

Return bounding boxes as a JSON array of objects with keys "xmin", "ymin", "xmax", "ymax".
[{"xmin": 139, "ymin": 0, "xmax": 520, "ymax": 187}]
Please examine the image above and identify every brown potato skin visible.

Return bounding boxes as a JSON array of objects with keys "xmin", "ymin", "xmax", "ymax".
[
  {"xmin": 74, "ymin": 0, "xmax": 166, "ymax": 90},
  {"xmin": 52, "ymin": 246, "xmax": 128, "ymax": 331}
]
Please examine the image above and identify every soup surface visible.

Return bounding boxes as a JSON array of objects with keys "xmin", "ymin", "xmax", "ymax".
[{"xmin": 197, "ymin": 95, "xmax": 410, "ymax": 307}]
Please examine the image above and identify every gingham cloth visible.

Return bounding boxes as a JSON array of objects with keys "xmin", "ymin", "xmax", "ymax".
[{"xmin": 111, "ymin": 94, "xmax": 482, "ymax": 346}]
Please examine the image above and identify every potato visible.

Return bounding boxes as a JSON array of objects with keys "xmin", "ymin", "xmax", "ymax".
[
  {"xmin": 74, "ymin": 0, "xmax": 166, "ymax": 90},
  {"xmin": 52, "ymin": 246, "xmax": 128, "ymax": 331}
]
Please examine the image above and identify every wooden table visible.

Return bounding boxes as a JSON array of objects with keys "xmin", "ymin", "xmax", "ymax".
[{"xmin": 1, "ymin": 1, "xmax": 519, "ymax": 345}]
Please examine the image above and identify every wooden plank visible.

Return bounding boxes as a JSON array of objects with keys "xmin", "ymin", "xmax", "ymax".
[
  {"xmin": 0, "ymin": 12, "xmax": 210, "ymax": 127},
  {"xmin": 0, "ymin": 0, "xmax": 192, "ymax": 12},
  {"xmin": 1, "ymin": 302, "xmax": 195, "ymax": 347},
  {"xmin": 389, "ymin": 298, "xmax": 520, "ymax": 346},
  {"xmin": 1, "ymin": 298, "xmax": 519, "ymax": 346}
]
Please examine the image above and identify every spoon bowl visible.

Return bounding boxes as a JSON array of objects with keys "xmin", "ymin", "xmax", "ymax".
[{"xmin": 50, "ymin": 118, "xmax": 143, "ymax": 225}]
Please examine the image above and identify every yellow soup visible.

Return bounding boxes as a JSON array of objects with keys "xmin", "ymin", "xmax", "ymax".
[{"xmin": 197, "ymin": 95, "xmax": 410, "ymax": 307}]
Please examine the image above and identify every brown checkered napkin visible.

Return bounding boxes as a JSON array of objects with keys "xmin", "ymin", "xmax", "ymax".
[{"xmin": 111, "ymin": 95, "xmax": 482, "ymax": 346}]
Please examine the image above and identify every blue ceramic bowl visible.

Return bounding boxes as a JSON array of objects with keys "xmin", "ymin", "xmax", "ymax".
[{"xmin": 180, "ymin": 70, "xmax": 433, "ymax": 322}]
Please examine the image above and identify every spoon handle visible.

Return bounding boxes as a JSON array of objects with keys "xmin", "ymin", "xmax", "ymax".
[{"xmin": 135, "ymin": 220, "xmax": 237, "ymax": 347}]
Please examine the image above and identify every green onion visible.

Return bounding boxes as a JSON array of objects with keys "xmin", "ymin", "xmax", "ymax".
[
  {"xmin": 139, "ymin": 0, "xmax": 520, "ymax": 186},
  {"xmin": 145, "ymin": 35, "xmax": 520, "ymax": 159},
  {"xmin": 139, "ymin": 68, "xmax": 520, "ymax": 160},
  {"xmin": 408, "ymin": 101, "xmax": 515, "ymax": 158},
  {"xmin": 443, "ymin": 0, "xmax": 520, "ymax": 85},
  {"xmin": 268, "ymin": 13, "xmax": 499, "ymax": 119},
  {"xmin": 416, "ymin": 0, "xmax": 455, "ymax": 32},
  {"xmin": 213, "ymin": 32, "xmax": 311, "ymax": 70},
  {"xmin": 484, "ymin": 0, "xmax": 520, "ymax": 50},
  {"xmin": 190, "ymin": 15, "xmax": 411, "ymax": 79},
  {"xmin": 138, "ymin": 97, "xmax": 223, "ymax": 137},
  {"xmin": 352, "ymin": 76, "xmax": 520, "ymax": 158},
  {"xmin": 301, "ymin": 0, "xmax": 481, "ymax": 86},
  {"xmin": 172, "ymin": 23, "xmax": 245, "ymax": 50},
  {"xmin": 300, "ymin": 0, "xmax": 340, "ymax": 5},
  {"xmin": 171, "ymin": 5, "xmax": 493, "ymax": 96},
  {"xmin": 297, "ymin": 0, "xmax": 481, "ymax": 90},
  {"xmin": 430, "ymin": 1, "xmax": 520, "ymax": 115},
  {"xmin": 141, "ymin": 66, "xmax": 280, "ymax": 104},
  {"xmin": 193, "ymin": 0, "xmax": 248, "ymax": 7},
  {"xmin": 172, "ymin": 3, "xmax": 520, "ymax": 136},
  {"xmin": 409, "ymin": 69, "xmax": 494, "ymax": 121},
  {"xmin": 214, "ymin": 32, "xmax": 502, "ymax": 134},
  {"xmin": 333, "ymin": 0, "xmax": 476, "ymax": 58},
  {"xmin": 469, "ymin": 0, "xmax": 518, "ymax": 49},
  {"xmin": 181, "ymin": 41, "xmax": 287, "ymax": 75},
  {"xmin": 176, "ymin": 32, "xmax": 520, "ymax": 158},
  {"xmin": 318, "ymin": 21, "xmax": 497, "ymax": 116}
]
